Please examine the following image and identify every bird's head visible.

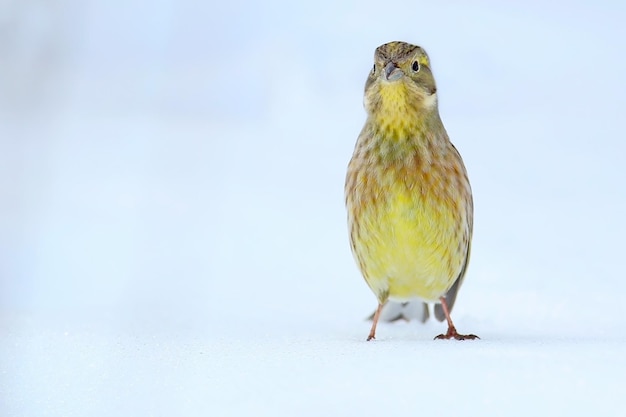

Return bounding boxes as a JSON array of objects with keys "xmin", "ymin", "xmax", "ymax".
[{"xmin": 364, "ymin": 41, "xmax": 438, "ymax": 118}]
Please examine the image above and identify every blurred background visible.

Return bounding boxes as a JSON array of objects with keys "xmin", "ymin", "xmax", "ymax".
[{"xmin": 1, "ymin": 0, "xmax": 625, "ymax": 335}]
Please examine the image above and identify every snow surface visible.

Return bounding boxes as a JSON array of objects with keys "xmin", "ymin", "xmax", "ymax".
[{"xmin": 2, "ymin": 1, "xmax": 626, "ymax": 416}]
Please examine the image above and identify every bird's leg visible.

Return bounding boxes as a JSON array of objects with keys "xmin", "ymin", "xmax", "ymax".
[
  {"xmin": 367, "ymin": 303, "xmax": 384, "ymax": 341},
  {"xmin": 434, "ymin": 297, "xmax": 479, "ymax": 340}
]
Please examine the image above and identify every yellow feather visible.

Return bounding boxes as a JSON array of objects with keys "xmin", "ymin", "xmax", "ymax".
[
  {"xmin": 346, "ymin": 43, "xmax": 471, "ymax": 304},
  {"xmin": 346, "ymin": 41, "xmax": 476, "ymax": 340}
]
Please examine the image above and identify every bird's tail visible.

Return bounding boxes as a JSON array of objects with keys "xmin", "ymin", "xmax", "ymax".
[
  {"xmin": 369, "ymin": 278, "xmax": 462, "ymax": 323},
  {"xmin": 368, "ymin": 300, "xmax": 431, "ymax": 323}
]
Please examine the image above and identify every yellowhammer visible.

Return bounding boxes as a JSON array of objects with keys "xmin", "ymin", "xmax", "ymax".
[{"xmin": 345, "ymin": 41, "xmax": 477, "ymax": 341}]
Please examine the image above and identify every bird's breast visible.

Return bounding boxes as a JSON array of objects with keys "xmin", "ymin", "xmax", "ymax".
[{"xmin": 346, "ymin": 135, "xmax": 469, "ymax": 301}]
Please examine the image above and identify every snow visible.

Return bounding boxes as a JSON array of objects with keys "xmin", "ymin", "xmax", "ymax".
[
  {"xmin": 2, "ymin": 1, "xmax": 626, "ymax": 416},
  {"xmin": 3, "ymin": 313, "xmax": 624, "ymax": 416}
]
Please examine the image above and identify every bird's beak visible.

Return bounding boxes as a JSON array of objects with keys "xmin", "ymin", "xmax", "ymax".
[{"xmin": 384, "ymin": 62, "xmax": 403, "ymax": 82}]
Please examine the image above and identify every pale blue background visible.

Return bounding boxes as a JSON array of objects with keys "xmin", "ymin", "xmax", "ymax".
[{"xmin": 1, "ymin": 1, "xmax": 625, "ymax": 415}]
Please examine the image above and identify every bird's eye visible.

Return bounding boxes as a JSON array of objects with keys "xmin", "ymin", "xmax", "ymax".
[{"xmin": 412, "ymin": 61, "xmax": 420, "ymax": 72}]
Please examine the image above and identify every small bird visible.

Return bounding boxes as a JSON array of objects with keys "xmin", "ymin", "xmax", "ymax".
[{"xmin": 345, "ymin": 41, "xmax": 477, "ymax": 341}]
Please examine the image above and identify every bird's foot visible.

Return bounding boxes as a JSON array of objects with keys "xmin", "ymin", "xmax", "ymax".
[{"xmin": 434, "ymin": 326, "xmax": 479, "ymax": 341}]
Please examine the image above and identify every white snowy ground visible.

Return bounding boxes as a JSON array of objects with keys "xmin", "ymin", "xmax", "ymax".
[{"xmin": 2, "ymin": 1, "xmax": 626, "ymax": 416}]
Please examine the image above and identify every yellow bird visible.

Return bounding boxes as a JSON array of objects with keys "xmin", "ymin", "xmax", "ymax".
[{"xmin": 345, "ymin": 41, "xmax": 477, "ymax": 341}]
